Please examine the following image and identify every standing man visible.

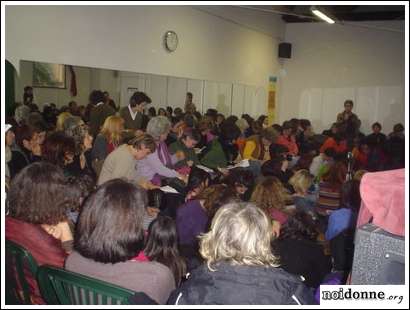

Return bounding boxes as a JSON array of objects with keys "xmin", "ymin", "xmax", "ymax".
[
  {"xmin": 120, "ymin": 91, "xmax": 152, "ymax": 131},
  {"xmin": 184, "ymin": 92, "xmax": 196, "ymax": 114},
  {"xmin": 89, "ymin": 90, "xmax": 116, "ymax": 137},
  {"xmin": 336, "ymin": 100, "xmax": 361, "ymax": 149}
]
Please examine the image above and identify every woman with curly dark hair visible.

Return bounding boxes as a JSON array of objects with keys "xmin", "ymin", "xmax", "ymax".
[
  {"xmin": 6, "ymin": 162, "xmax": 76, "ymax": 303},
  {"xmin": 63, "ymin": 116, "xmax": 95, "ymax": 179},
  {"xmin": 274, "ymin": 211, "xmax": 331, "ymax": 289},
  {"xmin": 42, "ymin": 131, "xmax": 76, "ymax": 169}
]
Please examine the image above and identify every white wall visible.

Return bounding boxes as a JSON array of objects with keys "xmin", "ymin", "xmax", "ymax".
[
  {"xmin": 279, "ymin": 21, "xmax": 405, "ymax": 134},
  {"xmin": 6, "ymin": 5, "xmax": 285, "ymax": 117}
]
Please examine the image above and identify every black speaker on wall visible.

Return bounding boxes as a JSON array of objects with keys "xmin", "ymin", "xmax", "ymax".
[{"xmin": 278, "ymin": 42, "xmax": 292, "ymax": 59}]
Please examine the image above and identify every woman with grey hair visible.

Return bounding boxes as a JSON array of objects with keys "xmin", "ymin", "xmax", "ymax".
[
  {"xmin": 168, "ymin": 202, "xmax": 316, "ymax": 305},
  {"xmin": 136, "ymin": 116, "xmax": 187, "ymax": 186}
]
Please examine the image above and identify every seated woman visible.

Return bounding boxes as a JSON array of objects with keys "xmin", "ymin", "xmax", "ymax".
[
  {"xmin": 97, "ymin": 133, "xmax": 156, "ymax": 186},
  {"xmin": 63, "ymin": 116, "xmax": 95, "ymax": 179},
  {"xmin": 196, "ymin": 117, "xmax": 216, "ymax": 149},
  {"xmin": 65, "ymin": 179, "xmax": 175, "ymax": 304},
  {"xmin": 136, "ymin": 116, "xmax": 187, "ymax": 186},
  {"xmin": 184, "ymin": 166, "xmax": 211, "ymax": 201},
  {"xmin": 223, "ymin": 167, "xmax": 255, "ymax": 201},
  {"xmin": 274, "ymin": 211, "xmax": 332, "ymax": 289},
  {"xmin": 8, "ymin": 124, "xmax": 43, "ymax": 178},
  {"xmin": 91, "ymin": 115, "xmax": 125, "ymax": 175},
  {"xmin": 352, "ymin": 139, "xmax": 370, "ymax": 170},
  {"xmin": 6, "ymin": 162, "xmax": 75, "ymax": 304},
  {"xmin": 144, "ymin": 216, "xmax": 187, "ymax": 286},
  {"xmin": 169, "ymin": 128, "xmax": 201, "ymax": 169},
  {"xmin": 169, "ymin": 202, "xmax": 316, "ymax": 305},
  {"xmin": 242, "ymin": 127, "xmax": 278, "ymax": 162},
  {"xmin": 316, "ymin": 160, "xmax": 347, "ymax": 216},
  {"xmin": 288, "ymin": 169, "xmax": 317, "ymax": 215},
  {"xmin": 261, "ymin": 144, "xmax": 294, "ymax": 192},
  {"xmin": 176, "ymin": 184, "xmax": 237, "ymax": 251},
  {"xmin": 320, "ymin": 129, "xmax": 347, "ymax": 155},
  {"xmin": 276, "ymin": 121, "xmax": 299, "ymax": 156},
  {"xmin": 199, "ymin": 121, "xmax": 241, "ymax": 170},
  {"xmin": 250, "ymin": 177, "xmax": 291, "ymax": 233},
  {"xmin": 42, "ymin": 131, "xmax": 76, "ymax": 172}
]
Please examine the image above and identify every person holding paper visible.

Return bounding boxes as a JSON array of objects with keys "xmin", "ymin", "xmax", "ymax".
[
  {"xmin": 199, "ymin": 122, "xmax": 241, "ymax": 170},
  {"xmin": 97, "ymin": 133, "xmax": 156, "ymax": 187},
  {"xmin": 135, "ymin": 116, "xmax": 188, "ymax": 185},
  {"xmin": 169, "ymin": 128, "xmax": 201, "ymax": 169},
  {"xmin": 242, "ymin": 127, "xmax": 279, "ymax": 162}
]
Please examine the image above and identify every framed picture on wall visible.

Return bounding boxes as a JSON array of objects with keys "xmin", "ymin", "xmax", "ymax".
[{"xmin": 32, "ymin": 62, "xmax": 66, "ymax": 88}]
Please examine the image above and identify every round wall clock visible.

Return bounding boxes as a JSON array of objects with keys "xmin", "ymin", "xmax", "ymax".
[{"xmin": 164, "ymin": 31, "xmax": 178, "ymax": 52}]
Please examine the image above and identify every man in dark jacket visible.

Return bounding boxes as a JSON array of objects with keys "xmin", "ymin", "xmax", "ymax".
[{"xmin": 89, "ymin": 90, "xmax": 116, "ymax": 137}]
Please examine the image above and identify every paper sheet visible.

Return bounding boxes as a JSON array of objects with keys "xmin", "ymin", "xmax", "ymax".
[
  {"xmin": 160, "ymin": 186, "xmax": 179, "ymax": 194},
  {"xmin": 227, "ymin": 159, "xmax": 250, "ymax": 170},
  {"xmin": 196, "ymin": 165, "xmax": 214, "ymax": 174}
]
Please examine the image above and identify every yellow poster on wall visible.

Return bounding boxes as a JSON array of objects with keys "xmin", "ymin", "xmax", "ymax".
[{"xmin": 268, "ymin": 76, "xmax": 277, "ymax": 125}]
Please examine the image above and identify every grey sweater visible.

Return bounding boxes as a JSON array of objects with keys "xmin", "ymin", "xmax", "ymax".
[
  {"xmin": 98, "ymin": 144, "xmax": 139, "ymax": 186},
  {"xmin": 65, "ymin": 251, "xmax": 175, "ymax": 304}
]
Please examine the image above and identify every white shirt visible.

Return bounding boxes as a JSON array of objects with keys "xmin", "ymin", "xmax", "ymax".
[
  {"xmin": 95, "ymin": 101, "xmax": 104, "ymax": 107},
  {"xmin": 128, "ymin": 105, "xmax": 139, "ymax": 121}
]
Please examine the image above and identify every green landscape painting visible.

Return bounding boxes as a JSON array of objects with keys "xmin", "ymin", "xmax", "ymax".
[{"xmin": 33, "ymin": 62, "xmax": 66, "ymax": 88}]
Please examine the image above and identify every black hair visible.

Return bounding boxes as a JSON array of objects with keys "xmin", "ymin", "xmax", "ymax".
[
  {"xmin": 89, "ymin": 90, "xmax": 105, "ymax": 105},
  {"xmin": 344, "ymin": 100, "xmax": 354, "ymax": 107},
  {"xmin": 186, "ymin": 166, "xmax": 211, "ymax": 193},
  {"xmin": 75, "ymin": 179, "xmax": 146, "ymax": 263},
  {"xmin": 323, "ymin": 147, "xmax": 337, "ymax": 159},
  {"xmin": 279, "ymin": 211, "xmax": 319, "ymax": 241},
  {"xmin": 269, "ymin": 143, "xmax": 289, "ymax": 160},
  {"xmin": 219, "ymin": 121, "xmax": 241, "ymax": 142},
  {"xmin": 372, "ymin": 122, "xmax": 382, "ymax": 130},
  {"xmin": 145, "ymin": 216, "xmax": 186, "ymax": 285},
  {"xmin": 224, "ymin": 167, "xmax": 255, "ymax": 191},
  {"xmin": 129, "ymin": 91, "xmax": 152, "ymax": 108}
]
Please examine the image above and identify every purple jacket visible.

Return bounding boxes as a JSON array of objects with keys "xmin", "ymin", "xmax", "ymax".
[
  {"xmin": 176, "ymin": 200, "xmax": 208, "ymax": 246},
  {"xmin": 136, "ymin": 141, "xmax": 179, "ymax": 183}
]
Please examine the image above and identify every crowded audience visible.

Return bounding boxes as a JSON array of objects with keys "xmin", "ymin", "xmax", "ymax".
[{"xmin": 4, "ymin": 87, "xmax": 406, "ymax": 305}]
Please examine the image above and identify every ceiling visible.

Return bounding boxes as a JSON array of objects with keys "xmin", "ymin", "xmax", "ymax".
[{"xmin": 239, "ymin": 5, "xmax": 405, "ymax": 23}]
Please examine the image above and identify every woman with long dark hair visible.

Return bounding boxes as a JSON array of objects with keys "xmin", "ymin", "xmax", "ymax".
[{"xmin": 145, "ymin": 216, "xmax": 187, "ymax": 286}]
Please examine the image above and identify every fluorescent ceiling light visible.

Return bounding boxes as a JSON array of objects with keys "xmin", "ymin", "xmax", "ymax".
[{"xmin": 311, "ymin": 7, "xmax": 335, "ymax": 24}]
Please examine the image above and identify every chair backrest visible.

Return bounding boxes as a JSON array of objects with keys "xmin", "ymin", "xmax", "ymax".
[
  {"xmin": 37, "ymin": 265, "xmax": 136, "ymax": 305},
  {"xmin": 5, "ymin": 239, "xmax": 39, "ymax": 305}
]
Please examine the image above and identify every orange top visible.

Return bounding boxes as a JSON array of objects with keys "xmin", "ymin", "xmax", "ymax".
[{"xmin": 320, "ymin": 137, "xmax": 347, "ymax": 154}]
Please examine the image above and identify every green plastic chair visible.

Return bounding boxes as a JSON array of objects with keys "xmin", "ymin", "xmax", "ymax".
[
  {"xmin": 37, "ymin": 265, "xmax": 136, "ymax": 305},
  {"xmin": 5, "ymin": 239, "xmax": 39, "ymax": 305}
]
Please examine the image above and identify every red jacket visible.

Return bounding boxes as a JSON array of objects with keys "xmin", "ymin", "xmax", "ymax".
[{"xmin": 6, "ymin": 217, "xmax": 67, "ymax": 304}]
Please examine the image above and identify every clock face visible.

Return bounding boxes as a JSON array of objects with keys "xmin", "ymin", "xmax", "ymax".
[{"xmin": 164, "ymin": 31, "xmax": 178, "ymax": 52}]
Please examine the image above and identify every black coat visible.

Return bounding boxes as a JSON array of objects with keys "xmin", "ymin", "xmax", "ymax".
[
  {"xmin": 167, "ymin": 262, "xmax": 316, "ymax": 305},
  {"xmin": 275, "ymin": 238, "xmax": 332, "ymax": 288}
]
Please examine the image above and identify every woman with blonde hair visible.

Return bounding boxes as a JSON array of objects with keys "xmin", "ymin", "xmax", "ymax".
[
  {"xmin": 56, "ymin": 111, "xmax": 72, "ymax": 132},
  {"xmin": 91, "ymin": 115, "xmax": 124, "ymax": 163},
  {"xmin": 289, "ymin": 169, "xmax": 316, "ymax": 215},
  {"xmin": 168, "ymin": 202, "xmax": 315, "ymax": 305}
]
